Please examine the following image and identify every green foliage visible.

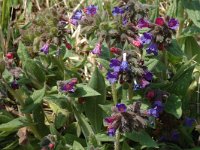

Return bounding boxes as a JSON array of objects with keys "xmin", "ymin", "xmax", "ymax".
[{"xmin": 84, "ymin": 67, "xmax": 106, "ymax": 133}]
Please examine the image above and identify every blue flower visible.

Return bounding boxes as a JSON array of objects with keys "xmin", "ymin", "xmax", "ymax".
[
  {"xmin": 140, "ymin": 32, "xmax": 153, "ymax": 45},
  {"xmin": 184, "ymin": 117, "xmax": 195, "ymax": 127},
  {"xmin": 140, "ymin": 79, "xmax": 150, "ymax": 88},
  {"xmin": 72, "ymin": 10, "xmax": 83, "ymax": 20},
  {"xmin": 116, "ymin": 103, "xmax": 127, "ymax": 112},
  {"xmin": 110, "ymin": 58, "xmax": 121, "ymax": 72},
  {"xmin": 133, "ymin": 84, "xmax": 141, "ymax": 91},
  {"xmin": 84, "ymin": 5, "xmax": 98, "ymax": 16},
  {"xmin": 106, "ymin": 72, "xmax": 119, "ymax": 84},
  {"xmin": 146, "ymin": 43, "xmax": 158, "ymax": 56},
  {"xmin": 107, "ymin": 128, "xmax": 116, "ymax": 136},
  {"xmin": 40, "ymin": 43, "xmax": 49, "ymax": 54},
  {"xmin": 147, "ymin": 108, "xmax": 159, "ymax": 118},
  {"xmin": 153, "ymin": 101, "xmax": 164, "ymax": 113},
  {"xmin": 112, "ymin": 7, "xmax": 124, "ymax": 16}
]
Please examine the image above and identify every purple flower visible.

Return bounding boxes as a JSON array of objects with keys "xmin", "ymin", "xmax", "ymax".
[
  {"xmin": 184, "ymin": 117, "xmax": 195, "ymax": 127},
  {"xmin": 70, "ymin": 18, "xmax": 78, "ymax": 26},
  {"xmin": 110, "ymin": 58, "xmax": 121, "ymax": 72},
  {"xmin": 147, "ymin": 108, "xmax": 159, "ymax": 118},
  {"xmin": 146, "ymin": 43, "xmax": 158, "ymax": 56},
  {"xmin": 140, "ymin": 79, "xmax": 150, "ymax": 88},
  {"xmin": 104, "ymin": 116, "xmax": 116, "ymax": 125},
  {"xmin": 58, "ymin": 78, "xmax": 77, "ymax": 93},
  {"xmin": 84, "ymin": 5, "xmax": 98, "ymax": 16},
  {"xmin": 137, "ymin": 18, "xmax": 149, "ymax": 28},
  {"xmin": 112, "ymin": 7, "xmax": 124, "ymax": 16},
  {"xmin": 72, "ymin": 10, "xmax": 82, "ymax": 20},
  {"xmin": 116, "ymin": 103, "xmax": 127, "ymax": 112},
  {"xmin": 171, "ymin": 130, "xmax": 180, "ymax": 141},
  {"xmin": 11, "ymin": 80, "xmax": 19, "ymax": 90},
  {"xmin": 122, "ymin": 17, "xmax": 128, "ymax": 25},
  {"xmin": 153, "ymin": 101, "xmax": 164, "ymax": 113},
  {"xmin": 92, "ymin": 43, "xmax": 101, "ymax": 55},
  {"xmin": 107, "ymin": 128, "xmax": 116, "ymax": 136},
  {"xmin": 168, "ymin": 18, "xmax": 179, "ymax": 30},
  {"xmin": 143, "ymin": 70, "xmax": 153, "ymax": 81},
  {"xmin": 40, "ymin": 43, "xmax": 49, "ymax": 54},
  {"xmin": 140, "ymin": 32, "xmax": 153, "ymax": 45},
  {"xmin": 106, "ymin": 72, "xmax": 119, "ymax": 84}
]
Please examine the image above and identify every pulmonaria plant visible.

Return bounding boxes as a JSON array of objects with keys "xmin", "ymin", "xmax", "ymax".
[{"xmin": 104, "ymin": 102, "xmax": 147, "ymax": 136}]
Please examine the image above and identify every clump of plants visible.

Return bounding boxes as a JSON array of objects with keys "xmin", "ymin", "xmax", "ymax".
[{"xmin": 0, "ymin": 0, "xmax": 200, "ymax": 149}]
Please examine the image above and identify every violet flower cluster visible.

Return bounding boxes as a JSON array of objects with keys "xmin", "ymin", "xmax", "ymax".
[
  {"xmin": 146, "ymin": 89, "xmax": 169, "ymax": 118},
  {"xmin": 106, "ymin": 52, "xmax": 153, "ymax": 90},
  {"xmin": 136, "ymin": 17, "xmax": 179, "ymax": 55},
  {"xmin": 104, "ymin": 102, "xmax": 147, "ymax": 136},
  {"xmin": 57, "ymin": 78, "xmax": 78, "ymax": 93},
  {"xmin": 70, "ymin": 5, "xmax": 98, "ymax": 26}
]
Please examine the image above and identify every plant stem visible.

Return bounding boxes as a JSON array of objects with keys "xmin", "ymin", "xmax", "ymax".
[
  {"xmin": 128, "ymin": 84, "xmax": 133, "ymax": 100},
  {"xmin": 111, "ymin": 83, "xmax": 118, "ymax": 105},
  {"xmin": 114, "ymin": 129, "xmax": 120, "ymax": 150}
]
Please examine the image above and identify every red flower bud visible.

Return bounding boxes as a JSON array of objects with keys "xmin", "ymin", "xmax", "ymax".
[
  {"xmin": 66, "ymin": 43, "xmax": 72, "ymax": 50},
  {"xmin": 48, "ymin": 143, "xmax": 54, "ymax": 150},
  {"xmin": 6, "ymin": 52, "xmax": 14, "ymax": 59},
  {"xmin": 132, "ymin": 40, "xmax": 142, "ymax": 48},
  {"xmin": 110, "ymin": 47, "xmax": 121, "ymax": 55},
  {"xmin": 155, "ymin": 17, "xmax": 165, "ymax": 26},
  {"xmin": 146, "ymin": 90, "xmax": 155, "ymax": 100}
]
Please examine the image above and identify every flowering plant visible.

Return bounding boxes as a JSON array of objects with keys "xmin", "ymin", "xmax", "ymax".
[{"xmin": 0, "ymin": 0, "xmax": 200, "ymax": 149}]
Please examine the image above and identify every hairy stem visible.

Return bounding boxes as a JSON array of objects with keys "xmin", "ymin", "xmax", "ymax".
[
  {"xmin": 114, "ymin": 130, "xmax": 120, "ymax": 150},
  {"xmin": 111, "ymin": 83, "xmax": 118, "ymax": 105}
]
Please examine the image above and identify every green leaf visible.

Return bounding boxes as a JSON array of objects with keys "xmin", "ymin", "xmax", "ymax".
[
  {"xmin": 32, "ymin": 105, "xmax": 49, "ymax": 137},
  {"xmin": 149, "ymin": 0, "xmax": 159, "ymax": 22},
  {"xmin": 95, "ymin": 133, "xmax": 115, "ymax": 142},
  {"xmin": 23, "ymin": 59, "xmax": 45, "ymax": 88},
  {"xmin": 183, "ymin": 0, "xmax": 200, "ymax": 28},
  {"xmin": 84, "ymin": 67, "xmax": 106, "ymax": 133},
  {"xmin": 69, "ymin": 83, "xmax": 100, "ymax": 98},
  {"xmin": 96, "ymin": 58, "xmax": 110, "ymax": 70},
  {"xmin": 169, "ymin": 62, "xmax": 195, "ymax": 96},
  {"xmin": 23, "ymin": 85, "xmax": 46, "ymax": 113},
  {"xmin": 73, "ymin": 106, "xmax": 94, "ymax": 141},
  {"xmin": 125, "ymin": 130, "xmax": 158, "ymax": 148},
  {"xmin": 164, "ymin": 94, "xmax": 182, "ymax": 119},
  {"xmin": 178, "ymin": 36, "xmax": 200, "ymax": 63},
  {"xmin": 72, "ymin": 141, "xmax": 85, "ymax": 150},
  {"xmin": 180, "ymin": 25, "xmax": 200, "ymax": 37},
  {"xmin": 17, "ymin": 42, "xmax": 30, "ymax": 62},
  {"xmin": 167, "ymin": 39, "xmax": 184, "ymax": 57},
  {"xmin": 64, "ymin": 133, "xmax": 86, "ymax": 147},
  {"xmin": 0, "ymin": 117, "xmax": 28, "ymax": 131},
  {"xmin": 122, "ymin": 141, "xmax": 131, "ymax": 150}
]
